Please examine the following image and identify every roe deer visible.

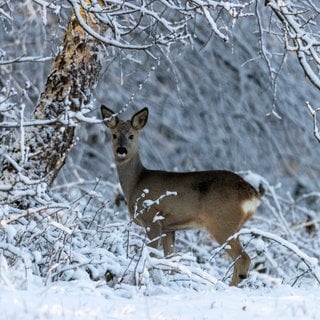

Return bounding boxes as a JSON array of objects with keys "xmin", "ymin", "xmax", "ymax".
[{"xmin": 101, "ymin": 106, "xmax": 264, "ymax": 286}]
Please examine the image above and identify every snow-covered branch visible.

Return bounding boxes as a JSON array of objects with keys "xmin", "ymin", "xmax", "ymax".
[
  {"xmin": 0, "ymin": 55, "xmax": 52, "ymax": 65},
  {"xmin": 238, "ymin": 228, "xmax": 320, "ymax": 284},
  {"xmin": 306, "ymin": 101, "xmax": 320, "ymax": 143},
  {"xmin": 0, "ymin": 112, "xmax": 102, "ymax": 129},
  {"xmin": 265, "ymin": 0, "xmax": 320, "ymax": 90},
  {"xmin": 31, "ymin": 0, "xmax": 68, "ymax": 11},
  {"xmin": 0, "ymin": 204, "xmax": 69, "ymax": 227},
  {"xmin": 67, "ymin": 0, "xmax": 250, "ymax": 49}
]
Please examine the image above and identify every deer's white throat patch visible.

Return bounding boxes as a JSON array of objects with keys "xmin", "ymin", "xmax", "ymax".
[{"xmin": 117, "ymin": 153, "xmax": 127, "ymax": 159}]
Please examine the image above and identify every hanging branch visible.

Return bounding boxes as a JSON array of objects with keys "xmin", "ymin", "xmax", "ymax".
[{"xmin": 66, "ymin": 0, "xmax": 250, "ymax": 48}]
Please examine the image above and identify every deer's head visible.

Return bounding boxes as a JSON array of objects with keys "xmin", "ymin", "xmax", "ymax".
[{"xmin": 101, "ymin": 106, "xmax": 148, "ymax": 162}]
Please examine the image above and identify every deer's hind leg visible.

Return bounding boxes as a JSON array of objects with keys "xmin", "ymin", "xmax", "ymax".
[
  {"xmin": 205, "ymin": 215, "xmax": 250, "ymax": 286},
  {"xmin": 226, "ymin": 237, "xmax": 251, "ymax": 286}
]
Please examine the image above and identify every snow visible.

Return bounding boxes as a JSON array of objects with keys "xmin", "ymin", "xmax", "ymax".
[{"xmin": 1, "ymin": 279, "xmax": 320, "ymax": 320}]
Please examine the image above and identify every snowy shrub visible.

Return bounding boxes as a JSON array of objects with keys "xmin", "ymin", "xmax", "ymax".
[{"xmin": 0, "ymin": 173, "xmax": 320, "ymax": 291}]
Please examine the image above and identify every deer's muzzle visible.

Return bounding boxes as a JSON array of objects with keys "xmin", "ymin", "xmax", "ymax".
[{"xmin": 116, "ymin": 147, "xmax": 128, "ymax": 159}]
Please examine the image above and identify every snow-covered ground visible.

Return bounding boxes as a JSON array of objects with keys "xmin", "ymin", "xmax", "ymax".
[{"xmin": 1, "ymin": 278, "xmax": 320, "ymax": 320}]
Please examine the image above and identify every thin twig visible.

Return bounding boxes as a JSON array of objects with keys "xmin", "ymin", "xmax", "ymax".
[{"xmin": 306, "ymin": 101, "xmax": 320, "ymax": 143}]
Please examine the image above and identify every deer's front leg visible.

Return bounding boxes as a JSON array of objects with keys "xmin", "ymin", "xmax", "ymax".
[
  {"xmin": 146, "ymin": 224, "xmax": 162, "ymax": 257},
  {"xmin": 146, "ymin": 224, "xmax": 175, "ymax": 257}
]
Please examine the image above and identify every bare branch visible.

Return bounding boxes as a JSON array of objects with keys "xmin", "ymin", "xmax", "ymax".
[
  {"xmin": 0, "ymin": 56, "xmax": 52, "ymax": 65},
  {"xmin": 0, "ymin": 204, "xmax": 69, "ymax": 227}
]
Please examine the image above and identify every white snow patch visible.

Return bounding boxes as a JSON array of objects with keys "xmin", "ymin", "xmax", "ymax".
[{"xmin": 1, "ymin": 280, "xmax": 320, "ymax": 320}]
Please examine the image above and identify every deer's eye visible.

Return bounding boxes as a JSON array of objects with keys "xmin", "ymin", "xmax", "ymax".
[
  {"xmin": 112, "ymin": 134, "xmax": 117, "ymax": 139},
  {"xmin": 128, "ymin": 135, "xmax": 134, "ymax": 140}
]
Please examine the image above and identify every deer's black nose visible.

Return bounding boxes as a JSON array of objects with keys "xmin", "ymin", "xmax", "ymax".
[{"xmin": 116, "ymin": 147, "xmax": 127, "ymax": 156}]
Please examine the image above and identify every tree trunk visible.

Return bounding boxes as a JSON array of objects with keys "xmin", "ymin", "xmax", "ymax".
[{"xmin": 0, "ymin": 2, "xmax": 104, "ymax": 206}]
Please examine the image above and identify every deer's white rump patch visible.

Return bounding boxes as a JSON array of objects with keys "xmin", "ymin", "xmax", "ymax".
[{"xmin": 241, "ymin": 197, "xmax": 261, "ymax": 216}]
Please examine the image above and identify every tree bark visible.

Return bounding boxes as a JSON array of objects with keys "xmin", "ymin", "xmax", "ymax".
[{"xmin": 0, "ymin": 2, "xmax": 104, "ymax": 206}]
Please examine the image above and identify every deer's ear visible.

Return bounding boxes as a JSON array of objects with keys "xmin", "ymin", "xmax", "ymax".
[
  {"xmin": 131, "ymin": 108, "xmax": 148, "ymax": 130},
  {"xmin": 101, "ymin": 105, "xmax": 119, "ymax": 129}
]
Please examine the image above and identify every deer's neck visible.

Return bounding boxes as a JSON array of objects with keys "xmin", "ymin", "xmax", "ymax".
[{"xmin": 116, "ymin": 153, "xmax": 146, "ymax": 200}]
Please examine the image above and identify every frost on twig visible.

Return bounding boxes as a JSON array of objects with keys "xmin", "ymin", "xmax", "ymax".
[
  {"xmin": 306, "ymin": 102, "xmax": 320, "ymax": 143},
  {"xmin": 133, "ymin": 189, "xmax": 177, "ymax": 220}
]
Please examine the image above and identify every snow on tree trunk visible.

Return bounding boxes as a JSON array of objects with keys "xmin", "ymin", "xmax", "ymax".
[{"xmin": 0, "ymin": 2, "xmax": 103, "ymax": 206}]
